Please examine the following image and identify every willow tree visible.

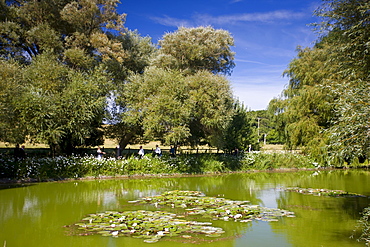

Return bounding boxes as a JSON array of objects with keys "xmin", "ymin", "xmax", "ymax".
[
  {"xmin": 268, "ymin": 44, "xmax": 335, "ymax": 153},
  {"xmin": 12, "ymin": 53, "xmax": 109, "ymax": 154},
  {"xmin": 152, "ymin": 26, "xmax": 235, "ymax": 76},
  {"xmin": 0, "ymin": 59, "xmax": 27, "ymax": 145},
  {"xmin": 121, "ymin": 67, "xmax": 234, "ymax": 148},
  {"xmin": 110, "ymin": 26, "xmax": 237, "ymax": 149},
  {"xmin": 270, "ymin": 0, "xmax": 369, "ymax": 165},
  {"xmin": 0, "ymin": 0, "xmax": 130, "ymax": 153},
  {"xmin": 314, "ymin": 0, "xmax": 370, "ymax": 164}
]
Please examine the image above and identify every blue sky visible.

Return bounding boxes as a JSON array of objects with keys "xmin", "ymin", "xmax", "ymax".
[{"xmin": 117, "ymin": 0, "xmax": 322, "ymax": 110}]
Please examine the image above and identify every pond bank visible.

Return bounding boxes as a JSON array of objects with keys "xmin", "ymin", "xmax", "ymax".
[{"xmin": 0, "ymin": 152, "xmax": 368, "ymax": 184}]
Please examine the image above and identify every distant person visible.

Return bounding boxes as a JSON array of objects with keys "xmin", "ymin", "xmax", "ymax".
[
  {"xmin": 14, "ymin": 144, "xmax": 25, "ymax": 159},
  {"xmin": 115, "ymin": 145, "xmax": 122, "ymax": 159},
  {"xmin": 19, "ymin": 145, "xmax": 26, "ymax": 159},
  {"xmin": 97, "ymin": 147, "xmax": 105, "ymax": 159},
  {"xmin": 154, "ymin": 145, "xmax": 161, "ymax": 157},
  {"xmin": 138, "ymin": 146, "xmax": 144, "ymax": 159},
  {"xmin": 169, "ymin": 146, "xmax": 175, "ymax": 157}
]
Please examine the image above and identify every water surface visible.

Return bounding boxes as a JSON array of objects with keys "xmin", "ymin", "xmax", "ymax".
[{"xmin": 1, "ymin": 169, "xmax": 369, "ymax": 247}]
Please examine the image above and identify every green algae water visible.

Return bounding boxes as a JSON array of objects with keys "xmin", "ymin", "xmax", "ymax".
[{"xmin": 1, "ymin": 169, "xmax": 370, "ymax": 247}]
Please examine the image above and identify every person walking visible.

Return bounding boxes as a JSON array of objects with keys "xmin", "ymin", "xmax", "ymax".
[
  {"xmin": 138, "ymin": 146, "xmax": 144, "ymax": 159},
  {"xmin": 154, "ymin": 145, "xmax": 162, "ymax": 157},
  {"xmin": 97, "ymin": 147, "xmax": 105, "ymax": 159},
  {"xmin": 115, "ymin": 145, "xmax": 122, "ymax": 159}
]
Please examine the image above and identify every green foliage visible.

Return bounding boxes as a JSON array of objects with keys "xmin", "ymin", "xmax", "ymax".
[
  {"xmin": 154, "ymin": 26, "xmax": 235, "ymax": 75},
  {"xmin": 0, "ymin": 59, "xmax": 27, "ymax": 144},
  {"xmin": 0, "ymin": 152, "xmax": 321, "ymax": 181},
  {"xmin": 269, "ymin": 0, "xmax": 369, "ymax": 164},
  {"xmin": 1, "ymin": 3, "xmax": 239, "ymax": 154},
  {"xmin": 0, "ymin": 0, "xmax": 136, "ymax": 153},
  {"xmin": 268, "ymin": 46, "xmax": 334, "ymax": 151},
  {"xmin": 354, "ymin": 206, "xmax": 370, "ymax": 246},
  {"xmin": 240, "ymin": 152, "xmax": 316, "ymax": 170},
  {"xmin": 0, "ymin": 0, "xmax": 126, "ymax": 63},
  {"xmin": 0, "ymin": 53, "xmax": 109, "ymax": 153},
  {"xmin": 214, "ymin": 101, "xmax": 257, "ymax": 152},
  {"xmin": 122, "ymin": 67, "xmax": 234, "ymax": 147},
  {"xmin": 250, "ymin": 110, "xmax": 283, "ymax": 145}
]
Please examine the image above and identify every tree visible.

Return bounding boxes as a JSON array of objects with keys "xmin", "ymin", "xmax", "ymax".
[
  {"xmin": 252, "ymin": 110, "xmax": 283, "ymax": 145},
  {"xmin": 0, "ymin": 0, "xmax": 139, "ymax": 154},
  {"xmin": 0, "ymin": 0, "xmax": 127, "ymax": 67},
  {"xmin": 268, "ymin": 45, "xmax": 335, "ymax": 151},
  {"xmin": 0, "ymin": 59, "xmax": 27, "ymax": 145},
  {"xmin": 109, "ymin": 26, "xmax": 236, "ymax": 148},
  {"xmin": 13, "ymin": 53, "xmax": 109, "ymax": 154},
  {"xmin": 213, "ymin": 101, "xmax": 257, "ymax": 153},
  {"xmin": 269, "ymin": 0, "xmax": 369, "ymax": 164},
  {"xmin": 104, "ymin": 30, "xmax": 156, "ymax": 148},
  {"xmin": 121, "ymin": 67, "xmax": 234, "ymax": 148},
  {"xmin": 314, "ymin": 0, "xmax": 370, "ymax": 164},
  {"xmin": 152, "ymin": 26, "xmax": 235, "ymax": 75}
]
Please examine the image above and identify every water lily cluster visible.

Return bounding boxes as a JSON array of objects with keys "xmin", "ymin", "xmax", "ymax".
[
  {"xmin": 131, "ymin": 190, "xmax": 296, "ymax": 222},
  {"xmin": 77, "ymin": 210, "xmax": 225, "ymax": 243},
  {"xmin": 76, "ymin": 190, "xmax": 295, "ymax": 243},
  {"xmin": 283, "ymin": 187, "xmax": 367, "ymax": 197}
]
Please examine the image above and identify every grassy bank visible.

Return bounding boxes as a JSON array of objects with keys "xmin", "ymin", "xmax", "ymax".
[{"xmin": 0, "ymin": 152, "xmax": 322, "ymax": 182}]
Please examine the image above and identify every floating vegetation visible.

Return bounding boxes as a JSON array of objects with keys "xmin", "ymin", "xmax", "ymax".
[
  {"xmin": 283, "ymin": 187, "xmax": 367, "ymax": 197},
  {"xmin": 76, "ymin": 190, "xmax": 295, "ymax": 243},
  {"xmin": 76, "ymin": 210, "xmax": 224, "ymax": 243},
  {"xmin": 130, "ymin": 190, "xmax": 295, "ymax": 222}
]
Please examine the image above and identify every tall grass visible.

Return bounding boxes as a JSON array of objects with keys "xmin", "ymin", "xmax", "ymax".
[{"xmin": 0, "ymin": 152, "xmax": 321, "ymax": 181}]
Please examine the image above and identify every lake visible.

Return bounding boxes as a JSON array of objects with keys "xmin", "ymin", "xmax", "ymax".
[{"xmin": 1, "ymin": 169, "xmax": 369, "ymax": 247}]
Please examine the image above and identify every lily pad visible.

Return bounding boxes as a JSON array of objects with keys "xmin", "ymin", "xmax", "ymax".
[
  {"xmin": 132, "ymin": 190, "xmax": 295, "ymax": 223},
  {"xmin": 283, "ymin": 187, "xmax": 367, "ymax": 197},
  {"xmin": 75, "ymin": 190, "xmax": 296, "ymax": 243},
  {"xmin": 76, "ymin": 210, "xmax": 224, "ymax": 243}
]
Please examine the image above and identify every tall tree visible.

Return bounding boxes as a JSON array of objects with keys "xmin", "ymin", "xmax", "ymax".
[
  {"xmin": 15, "ymin": 53, "xmax": 109, "ymax": 154},
  {"xmin": 110, "ymin": 26, "xmax": 237, "ymax": 148},
  {"xmin": 0, "ymin": 0, "xmax": 127, "ymax": 67},
  {"xmin": 314, "ymin": 0, "xmax": 370, "ymax": 163},
  {"xmin": 120, "ymin": 67, "xmax": 234, "ymax": 148},
  {"xmin": 0, "ymin": 0, "xmax": 130, "ymax": 153},
  {"xmin": 213, "ymin": 101, "xmax": 257, "ymax": 153},
  {"xmin": 152, "ymin": 26, "xmax": 235, "ymax": 75},
  {"xmin": 270, "ymin": 0, "xmax": 370, "ymax": 164},
  {"xmin": 0, "ymin": 59, "xmax": 27, "ymax": 144}
]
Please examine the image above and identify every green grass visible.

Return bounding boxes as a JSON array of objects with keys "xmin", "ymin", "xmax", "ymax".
[{"xmin": 0, "ymin": 152, "xmax": 320, "ymax": 182}]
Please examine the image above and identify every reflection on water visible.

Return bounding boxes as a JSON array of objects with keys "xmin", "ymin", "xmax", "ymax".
[{"xmin": 0, "ymin": 170, "xmax": 369, "ymax": 247}]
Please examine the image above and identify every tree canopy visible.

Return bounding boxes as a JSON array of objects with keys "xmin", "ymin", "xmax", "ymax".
[
  {"xmin": 269, "ymin": 0, "xmax": 369, "ymax": 164},
  {"xmin": 117, "ymin": 67, "xmax": 235, "ymax": 148},
  {"xmin": 0, "ymin": 0, "xmax": 128, "ymax": 153},
  {"xmin": 1, "ymin": 1, "xmax": 257, "ymax": 154},
  {"xmin": 109, "ymin": 26, "xmax": 240, "ymax": 150},
  {"xmin": 152, "ymin": 26, "xmax": 235, "ymax": 76}
]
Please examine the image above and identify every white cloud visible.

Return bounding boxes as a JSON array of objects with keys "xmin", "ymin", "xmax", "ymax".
[
  {"xmin": 151, "ymin": 10, "xmax": 307, "ymax": 28},
  {"xmin": 195, "ymin": 10, "xmax": 306, "ymax": 25},
  {"xmin": 150, "ymin": 15, "xmax": 192, "ymax": 27},
  {"xmin": 234, "ymin": 59, "xmax": 269, "ymax": 65}
]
